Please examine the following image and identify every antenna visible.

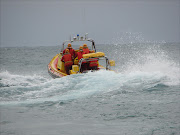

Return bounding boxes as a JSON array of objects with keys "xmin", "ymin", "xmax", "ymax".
[
  {"xmin": 69, "ymin": 35, "xmax": 71, "ymax": 42},
  {"xmin": 85, "ymin": 33, "xmax": 88, "ymax": 40}
]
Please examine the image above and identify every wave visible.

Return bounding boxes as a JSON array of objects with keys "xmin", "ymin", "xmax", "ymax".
[
  {"xmin": 0, "ymin": 71, "xmax": 48, "ymax": 87},
  {"xmin": 111, "ymin": 43, "xmax": 180, "ymax": 86},
  {"xmin": 0, "ymin": 69, "xmax": 178, "ymax": 106}
]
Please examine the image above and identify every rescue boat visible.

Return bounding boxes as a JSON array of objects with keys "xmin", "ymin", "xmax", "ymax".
[{"xmin": 48, "ymin": 34, "xmax": 115, "ymax": 78}]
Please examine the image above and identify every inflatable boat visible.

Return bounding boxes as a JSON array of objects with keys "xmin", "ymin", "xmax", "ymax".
[{"xmin": 48, "ymin": 34, "xmax": 115, "ymax": 78}]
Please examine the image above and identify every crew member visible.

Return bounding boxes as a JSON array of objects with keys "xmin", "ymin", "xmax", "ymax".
[
  {"xmin": 63, "ymin": 43, "xmax": 75, "ymax": 60},
  {"xmin": 75, "ymin": 46, "xmax": 84, "ymax": 61},
  {"xmin": 83, "ymin": 44, "xmax": 90, "ymax": 54},
  {"xmin": 75, "ymin": 46, "xmax": 86, "ymax": 72},
  {"xmin": 61, "ymin": 49, "xmax": 73, "ymax": 75}
]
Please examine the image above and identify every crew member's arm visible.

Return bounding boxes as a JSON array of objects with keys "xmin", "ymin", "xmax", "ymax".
[{"xmin": 61, "ymin": 56, "xmax": 64, "ymax": 62}]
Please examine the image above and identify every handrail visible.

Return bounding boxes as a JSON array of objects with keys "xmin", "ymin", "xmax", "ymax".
[{"xmin": 61, "ymin": 36, "xmax": 96, "ymax": 52}]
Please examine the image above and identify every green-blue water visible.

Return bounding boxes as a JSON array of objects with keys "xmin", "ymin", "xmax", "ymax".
[{"xmin": 0, "ymin": 43, "xmax": 180, "ymax": 135}]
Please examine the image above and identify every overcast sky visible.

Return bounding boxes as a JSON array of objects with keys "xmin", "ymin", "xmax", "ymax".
[{"xmin": 0, "ymin": 0, "xmax": 180, "ymax": 47}]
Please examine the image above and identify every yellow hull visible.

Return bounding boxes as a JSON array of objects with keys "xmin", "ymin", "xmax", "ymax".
[{"xmin": 48, "ymin": 54, "xmax": 67, "ymax": 78}]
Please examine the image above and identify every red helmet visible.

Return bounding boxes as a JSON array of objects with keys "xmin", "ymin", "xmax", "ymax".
[
  {"xmin": 83, "ymin": 44, "xmax": 88, "ymax": 48},
  {"xmin": 79, "ymin": 46, "xmax": 83, "ymax": 51},
  {"xmin": 65, "ymin": 49, "xmax": 69, "ymax": 53},
  {"xmin": 68, "ymin": 43, "xmax": 72, "ymax": 48}
]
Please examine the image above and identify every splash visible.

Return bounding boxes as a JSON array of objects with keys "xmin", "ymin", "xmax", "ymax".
[
  {"xmin": 122, "ymin": 44, "xmax": 179, "ymax": 86},
  {"xmin": 108, "ymin": 38, "xmax": 180, "ymax": 86}
]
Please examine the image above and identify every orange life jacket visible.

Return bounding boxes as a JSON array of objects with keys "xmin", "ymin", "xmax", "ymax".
[
  {"xmin": 83, "ymin": 48, "xmax": 90, "ymax": 54},
  {"xmin": 76, "ymin": 51, "xmax": 87, "ymax": 64},
  {"xmin": 89, "ymin": 58, "xmax": 98, "ymax": 67},
  {"xmin": 61, "ymin": 53, "xmax": 73, "ymax": 66},
  {"xmin": 77, "ymin": 51, "xmax": 85, "ymax": 61}
]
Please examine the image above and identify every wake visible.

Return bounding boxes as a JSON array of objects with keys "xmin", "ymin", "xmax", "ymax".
[{"xmin": 0, "ymin": 68, "xmax": 178, "ymax": 106}]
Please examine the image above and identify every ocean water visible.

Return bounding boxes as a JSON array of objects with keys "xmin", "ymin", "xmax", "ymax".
[{"xmin": 0, "ymin": 43, "xmax": 180, "ymax": 135}]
